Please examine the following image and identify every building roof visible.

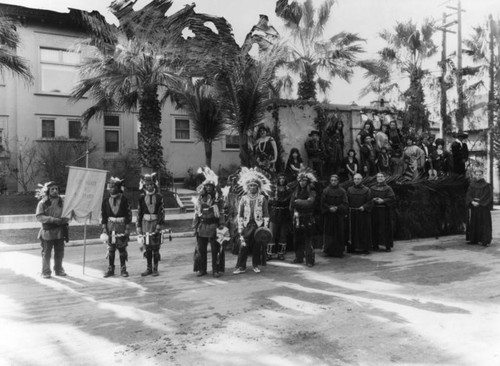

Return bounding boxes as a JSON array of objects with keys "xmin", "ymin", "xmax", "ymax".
[{"xmin": 0, "ymin": 3, "xmax": 105, "ymax": 32}]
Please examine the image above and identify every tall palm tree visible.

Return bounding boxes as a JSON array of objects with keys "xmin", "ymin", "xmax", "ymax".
[
  {"xmin": 166, "ymin": 78, "xmax": 225, "ymax": 168},
  {"xmin": 214, "ymin": 43, "xmax": 284, "ymax": 167},
  {"xmin": 464, "ymin": 17, "xmax": 500, "ymax": 185},
  {"xmin": 275, "ymin": 0, "xmax": 366, "ymax": 101},
  {"xmin": 0, "ymin": 14, "xmax": 32, "ymax": 81},
  {"xmin": 71, "ymin": 0, "xmax": 238, "ymax": 172},
  {"xmin": 361, "ymin": 19, "xmax": 437, "ymax": 133}
]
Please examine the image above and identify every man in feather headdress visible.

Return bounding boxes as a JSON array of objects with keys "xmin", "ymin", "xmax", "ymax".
[
  {"xmin": 101, "ymin": 177, "xmax": 132, "ymax": 278},
  {"xmin": 466, "ymin": 169, "xmax": 493, "ymax": 247},
  {"xmin": 290, "ymin": 168, "xmax": 317, "ymax": 267},
  {"xmin": 137, "ymin": 173, "xmax": 165, "ymax": 277},
  {"xmin": 233, "ymin": 168, "xmax": 271, "ymax": 274},
  {"xmin": 193, "ymin": 167, "xmax": 225, "ymax": 278},
  {"xmin": 36, "ymin": 181, "xmax": 69, "ymax": 278}
]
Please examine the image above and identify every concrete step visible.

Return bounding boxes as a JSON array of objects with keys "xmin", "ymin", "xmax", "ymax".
[{"xmin": 0, "ymin": 208, "xmax": 185, "ymax": 225}]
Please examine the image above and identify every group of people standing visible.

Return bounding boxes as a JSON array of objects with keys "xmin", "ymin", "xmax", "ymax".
[
  {"xmin": 191, "ymin": 165, "xmax": 396, "ymax": 278},
  {"xmin": 36, "ymin": 174, "xmax": 167, "ymax": 279},
  {"xmin": 295, "ymin": 119, "xmax": 471, "ymax": 182},
  {"xmin": 35, "ymin": 121, "xmax": 492, "ymax": 280}
]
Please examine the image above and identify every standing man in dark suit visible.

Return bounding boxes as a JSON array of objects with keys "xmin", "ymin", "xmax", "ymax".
[{"xmin": 451, "ymin": 131, "xmax": 469, "ymax": 175}]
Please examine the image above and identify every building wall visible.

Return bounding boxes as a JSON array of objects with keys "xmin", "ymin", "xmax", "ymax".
[
  {"xmin": 259, "ymin": 101, "xmax": 364, "ymax": 166},
  {"xmin": 0, "ymin": 9, "xmax": 240, "ymax": 191}
]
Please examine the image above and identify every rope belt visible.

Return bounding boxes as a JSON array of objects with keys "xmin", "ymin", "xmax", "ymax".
[
  {"xmin": 143, "ymin": 214, "xmax": 159, "ymax": 221},
  {"xmin": 108, "ymin": 217, "xmax": 126, "ymax": 223}
]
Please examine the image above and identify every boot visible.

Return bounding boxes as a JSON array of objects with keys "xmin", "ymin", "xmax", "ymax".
[
  {"xmin": 278, "ymin": 243, "xmax": 287, "ymax": 260},
  {"xmin": 120, "ymin": 266, "xmax": 129, "ymax": 277},
  {"xmin": 141, "ymin": 267, "xmax": 153, "ymax": 276},
  {"xmin": 103, "ymin": 265, "xmax": 115, "ymax": 278},
  {"xmin": 152, "ymin": 265, "xmax": 159, "ymax": 277}
]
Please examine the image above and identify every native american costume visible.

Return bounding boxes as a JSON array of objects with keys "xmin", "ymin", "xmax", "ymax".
[
  {"xmin": 36, "ymin": 181, "xmax": 69, "ymax": 278},
  {"xmin": 347, "ymin": 182, "xmax": 372, "ymax": 253},
  {"xmin": 290, "ymin": 168, "xmax": 317, "ymax": 266},
  {"xmin": 101, "ymin": 177, "xmax": 132, "ymax": 278},
  {"xmin": 193, "ymin": 167, "xmax": 225, "ymax": 277},
  {"xmin": 466, "ymin": 178, "xmax": 493, "ymax": 246},
  {"xmin": 268, "ymin": 174, "xmax": 291, "ymax": 260},
  {"xmin": 370, "ymin": 181, "xmax": 395, "ymax": 251},
  {"xmin": 137, "ymin": 173, "xmax": 165, "ymax": 277},
  {"xmin": 234, "ymin": 168, "xmax": 271, "ymax": 274},
  {"xmin": 321, "ymin": 177, "xmax": 348, "ymax": 257}
]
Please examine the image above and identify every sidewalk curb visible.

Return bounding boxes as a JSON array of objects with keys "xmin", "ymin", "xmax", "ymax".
[{"xmin": 0, "ymin": 232, "xmax": 195, "ymax": 252}]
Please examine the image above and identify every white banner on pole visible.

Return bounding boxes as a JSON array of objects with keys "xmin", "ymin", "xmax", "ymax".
[{"xmin": 62, "ymin": 166, "xmax": 107, "ymax": 223}]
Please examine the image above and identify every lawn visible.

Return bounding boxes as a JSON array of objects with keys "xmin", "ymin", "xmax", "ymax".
[
  {"xmin": 0, "ymin": 190, "xmax": 179, "ymax": 216},
  {"xmin": 0, "ymin": 220, "xmax": 193, "ymax": 245}
]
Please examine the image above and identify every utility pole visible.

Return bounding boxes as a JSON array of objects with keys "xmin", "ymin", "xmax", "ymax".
[
  {"xmin": 447, "ymin": 0, "xmax": 465, "ymax": 132},
  {"xmin": 438, "ymin": 12, "xmax": 457, "ymax": 137},
  {"xmin": 488, "ymin": 15, "xmax": 495, "ymax": 190}
]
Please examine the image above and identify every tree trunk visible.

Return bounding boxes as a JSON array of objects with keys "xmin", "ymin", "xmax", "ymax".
[
  {"xmin": 138, "ymin": 84, "xmax": 164, "ymax": 172},
  {"xmin": 239, "ymin": 132, "xmax": 252, "ymax": 167},
  {"xmin": 298, "ymin": 65, "xmax": 317, "ymax": 101},
  {"xmin": 204, "ymin": 141, "xmax": 212, "ymax": 168}
]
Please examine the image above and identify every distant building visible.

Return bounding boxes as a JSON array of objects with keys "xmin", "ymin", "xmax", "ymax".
[{"xmin": 0, "ymin": 3, "xmax": 240, "ymax": 192}]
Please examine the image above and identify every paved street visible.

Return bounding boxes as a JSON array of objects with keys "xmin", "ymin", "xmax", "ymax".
[{"xmin": 1, "ymin": 231, "xmax": 499, "ymax": 365}]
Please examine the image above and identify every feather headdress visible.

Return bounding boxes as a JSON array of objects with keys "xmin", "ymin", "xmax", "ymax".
[
  {"xmin": 108, "ymin": 177, "xmax": 124, "ymax": 192},
  {"xmin": 196, "ymin": 166, "xmax": 218, "ymax": 194},
  {"xmin": 238, "ymin": 167, "xmax": 272, "ymax": 195},
  {"xmin": 35, "ymin": 181, "xmax": 58, "ymax": 200},
  {"xmin": 297, "ymin": 167, "xmax": 317, "ymax": 183},
  {"xmin": 139, "ymin": 173, "xmax": 159, "ymax": 192}
]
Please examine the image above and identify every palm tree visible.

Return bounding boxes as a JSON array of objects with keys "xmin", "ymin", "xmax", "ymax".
[
  {"xmin": 0, "ymin": 14, "xmax": 32, "ymax": 81},
  {"xmin": 275, "ymin": 0, "xmax": 366, "ymax": 101},
  {"xmin": 464, "ymin": 16, "xmax": 500, "ymax": 185},
  {"xmin": 214, "ymin": 43, "xmax": 284, "ymax": 167},
  {"xmin": 71, "ymin": 0, "xmax": 238, "ymax": 173},
  {"xmin": 361, "ymin": 19, "xmax": 437, "ymax": 133},
  {"xmin": 166, "ymin": 78, "xmax": 225, "ymax": 168}
]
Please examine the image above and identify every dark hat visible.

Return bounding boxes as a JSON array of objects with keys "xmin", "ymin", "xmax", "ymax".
[
  {"xmin": 309, "ymin": 130, "xmax": 320, "ymax": 137},
  {"xmin": 254, "ymin": 227, "xmax": 273, "ymax": 244},
  {"xmin": 435, "ymin": 138, "xmax": 445, "ymax": 146},
  {"xmin": 453, "ymin": 131, "xmax": 468, "ymax": 139}
]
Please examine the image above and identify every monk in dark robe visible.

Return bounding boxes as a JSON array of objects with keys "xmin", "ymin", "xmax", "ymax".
[
  {"xmin": 371, "ymin": 172, "xmax": 396, "ymax": 252},
  {"xmin": 466, "ymin": 170, "xmax": 493, "ymax": 247},
  {"xmin": 347, "ymin": 173, "xmax": 372, "ymax": 254},
  {"xmin": 321, "ymin": 175, "xmax": 348, "ymax": 257}
]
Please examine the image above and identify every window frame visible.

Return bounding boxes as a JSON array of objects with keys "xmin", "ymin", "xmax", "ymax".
[
  {"xmin": 39, "ymin": 47, "xmax": 80, "ymax": 95},
  {"xmin": 41, "ymin": 119, "xmax": 56, "ymax": 139},
  {"xmin": 68, "ymin": 119, "xmax": 82, "ymax": 140},
  {"xmin": 103, "ymin": 114, "xmax": 121, "ymax": 154},
  {"xmin": 171, "ymin": 116, "xmax": 193, "ymax": 142},
  {"xmin": 223, "ymin": 133, "xmax": 240, "ymax": 151}
]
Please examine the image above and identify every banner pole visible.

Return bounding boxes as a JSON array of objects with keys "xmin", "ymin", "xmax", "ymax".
[
  {"xmin": 82, "ymin": 142, "xmax": 89, "ymax": 275},
  {"xmin": 83, "ymin": 216, "xmax": 87, "ymax": 275}
]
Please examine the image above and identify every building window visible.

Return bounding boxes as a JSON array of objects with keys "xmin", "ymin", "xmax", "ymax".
[
  {"xmin": 104, "ymin": 130, "xmax": 119, "ymax": 153},
  {"xmin": 104, "ymin": 115, "xmax": 120, "ymax": 153},
  {"xmin": 224, "ymin": 134, "xmax": 240, "ymax": 150},
  {"xmin": 41, "ymin": 119, "xmax": 55, "ymax": 138},
  {"xmin": 40, "ymin": 48, "xmax": 80, "ymax": 94},
  {"xmin": 0, "ymin": 129, "xmax": 3, "ymax": 151},
  {"xmin": 68, "ymin": 120, "xmax": 81, "ymax": 139},
  {"xmin": 174, "ymin": 118, "xmax": 191, "ymax": 140}
]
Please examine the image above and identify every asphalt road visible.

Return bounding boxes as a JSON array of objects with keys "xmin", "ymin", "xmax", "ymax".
[{"xmin": 1, "ymin": 232, "xmax": 499, "ymax": 366}]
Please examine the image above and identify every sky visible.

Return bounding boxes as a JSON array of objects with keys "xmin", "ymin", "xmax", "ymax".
[{"xmin": 3, "ymin": 0, "xmax": 500, "ymax": 105}]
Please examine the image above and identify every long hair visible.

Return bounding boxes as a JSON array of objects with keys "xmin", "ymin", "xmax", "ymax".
[{"xmin": 287, "ymin": 147, "xmax": 303, "ymax": 165}]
